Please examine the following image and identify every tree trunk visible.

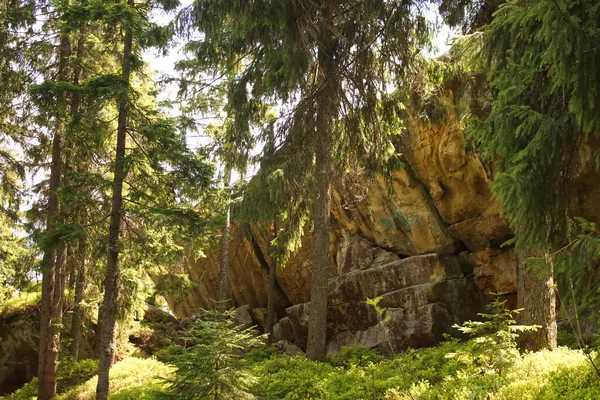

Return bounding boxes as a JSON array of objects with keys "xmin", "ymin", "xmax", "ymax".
[
  {"xmin": 306, "ymin": 4, "xmax": 335, "ymax": 361},
  {"xmin": 70, "ymin": 211, "xmax": 87, "ymax": 360},
  {"xmin": 96, "ymin": 4, "xmax": 133, "ymax": 398},
  {"xmin": 517, "ymin": 251, "xmax": 558, "ymax": 351},
  {"xmin": 265, "ymin": 223, "xmax": 277, "ymax": 344},
  {"xmin": 68, "ymin": 32, "xmax": 87, "ymax": 361},
  {"xmin": 37, "ymin": 31, "xmax": 71, "ymax": 400},
  {"xmin": 219, "ymin": 167, "xmax": 232, "ymax": 309},
  {"xmin": 67, "ymin": 32, "xmax": 87, "ymax": 361}
]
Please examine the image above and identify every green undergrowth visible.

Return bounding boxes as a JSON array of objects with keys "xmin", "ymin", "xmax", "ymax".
[
  {"xmin": 4, "ymin": 341, "xmax": 600, "ymax": 399},
  {"xmin": 4, "ymin": 299, "xmax": 600, "ymax": 400},
  {"xmin": 5, "ymin": 358, "xmax": 172, "ymax": 400},
  {"xmin": 57, "ymin": 358, "xmax": 172, "ymax": 400},
  {"xmin": 244, "ymin": 343, "xmax": 600, "ymax": 400},
  {"xmin": 0, "ymin": 284, "xmax": 41, "ymax": 316}
]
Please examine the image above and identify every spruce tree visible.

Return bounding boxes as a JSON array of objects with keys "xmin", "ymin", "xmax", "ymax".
[
  {"xmin": 461, "ymin": 0, "xmax": 600, "ymax": 349},
  {"xmin": 95, "ymin": 0, "xmax": 135, "ymax": 395},
  {"xmin": 178, "ymin": 0, "xmax": 431, "ymax": 360},
  {"xmin": 32, "ymin": 5, "xmax": 73, "ymax": 397},
  {"xmin": 83, "ymin": 0, "xmax": 216, "ymax": 395},
  {"xmin": 0, "ymin": 0, "xmax": 33, "ymax": 301}
]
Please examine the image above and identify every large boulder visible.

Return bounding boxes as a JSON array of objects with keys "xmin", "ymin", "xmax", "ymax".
[{"xmin": 285, "ymin": 253, "xmax": 486, "ymax": 352}]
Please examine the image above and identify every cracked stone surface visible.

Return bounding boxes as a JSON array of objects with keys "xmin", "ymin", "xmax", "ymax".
[{"xmin": 160, "ymin": 82, "xmax": 600, "ymax": 351}]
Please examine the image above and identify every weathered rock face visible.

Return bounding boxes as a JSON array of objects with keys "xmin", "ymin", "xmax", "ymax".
[
  {"xmin": 162, "ymin": 88, "xmax": 510, "ymax": 351},
  {"xmin": 164, "ymin": 84, "xmax": 600, "ymax": 352},
  {"xmin": 284, "ymin": 253, "xmax": 485, "ymax": 352}
]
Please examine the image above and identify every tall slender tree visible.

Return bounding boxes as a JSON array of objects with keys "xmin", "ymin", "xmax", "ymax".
[
  {"xmin": 219, "ymin": 166, "xmax": 232, "ymax": 307},
  {"xmin": 0, "ymin": 1, "xmax": 35, "ymax": 301},
  {"xmin": 35, "ymin": 13, "xmax": 72, "ymax": 399},
  {"xmin": 95, "ymin": 1, "xmax": 135, "ymax": 396},
  {"xmin": 178, "ymin": 0, "xmax": 431, "ymax": 359},
  {"xmin": 461, "ymin": 0, "xmax": 600, "ymax": 349}
]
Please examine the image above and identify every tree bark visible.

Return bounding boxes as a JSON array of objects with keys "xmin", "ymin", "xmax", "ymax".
[
  {"xmin": 96, "ymin": 3, "xmax": 133, "ymax": 397},
  {"xmin": 68, "ymin": 32, "xmax": 88, "ymax": 361},
  {"xmin": 265, "ymin": 223, "xmax": 277, "ymax": 344},
  {"xmin": 219, "ymin": 167, "xmax": 232, "ymax": 309},
  {"xmin": 306, "ymin": 3, "xmax": 335, "ymax": 361},
  {"xmin": 517, "ymin": 251, "xmax": 558, "ymax": 351},
  {"xmin": 67, "ymin": 32, "xmax": 87, "ymax": 361},
  {"xmin": 37, "ymin": 30, "xmax": 71, "ymax": 400},
  {"xmin": 70, "ymin": 211, "xmax": 87, "ymax": 360}
]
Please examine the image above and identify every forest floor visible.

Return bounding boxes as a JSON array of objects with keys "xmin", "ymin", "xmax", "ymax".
[
  {"xmin": 4, "ymin": 332, "xmax": 600, "ymax": 399},
  {"xmin": 2, "ymin": 293, "xmax": 600, "ymax": 400}
]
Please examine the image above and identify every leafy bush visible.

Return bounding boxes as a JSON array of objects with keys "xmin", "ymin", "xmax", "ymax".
[
  {"xmin": 496, "ymin": 347, "xmax": 596, "ymax": 400},
  {"xmin": 251, "ymin": 356, "xmax": 334, "ymax": 399},
  {"xmin": 56, "ymin": 357, "xmax": 98, "ymax": 394},
  {"xmin": 250, "ymin": 341, "xmax": 465, "ymax": 400},
  {"xmin": 242, "ymin": 345, "xmax": 280, "ymax": 364},
  {"xmin": 154, "ymin": 343, "xmax": 186, "ymax": 363}
]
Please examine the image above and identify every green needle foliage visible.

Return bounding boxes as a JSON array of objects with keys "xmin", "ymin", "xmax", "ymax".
[
  {"xmin": 461, "ymin": 0, "xmax": 600, "ymax": 253},
  {"xmin": 176, "ymin": 0, "xmax": 434, "ymax": 359},
  {"xmin": 159, "ymin": 308, "xmax": 264, "ymax": 400},
  {"xmin": 449, "ymin": 295, "xmax": 539, "ymax": 376},
  {"xmin": 453, "ymin": 0, "xmax": 600, "ymax": 324}
]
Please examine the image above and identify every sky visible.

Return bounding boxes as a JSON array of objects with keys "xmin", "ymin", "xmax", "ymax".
[
  {"xmin": 145, "ymin": 1, "xmax": 455, "ymax": 118},
  {"xmin": 145, "ymin": 3, "xmax": 455, "ymax": 178}
]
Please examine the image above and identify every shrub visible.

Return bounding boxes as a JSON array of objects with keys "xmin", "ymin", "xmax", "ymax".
[
  {"xmin": 7, "ymin": 358, "xmax": 98, "ymax": 399},
  {"xmin": 58, "ymin": 358, "xmax": 172, "ymax": 400},
  {"xmin": 157, "ymin": 308, "xmax": 264, "ymax": 400},
  {"xmin": 327, "ymin": 344, "xmax": 384, "ymax": 368},
  {"xmin": 242, "ymin": 345, "xmax": 280, "ymax": 365},
  {"xmin": 154, "ymin": 343, "xmax": 186, "ymax": 363},
  {"xmin": 251, "ymin": 356, "xmax": 334, "ymax": 399},
  {"xmin": 56, "ymin": 357, "xmax": 98, "ymax": 394}
]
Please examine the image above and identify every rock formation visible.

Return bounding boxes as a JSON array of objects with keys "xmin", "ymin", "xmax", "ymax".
[{"xmin": 163, "ymin": 81, "xmax": 600, "ymax": 352}]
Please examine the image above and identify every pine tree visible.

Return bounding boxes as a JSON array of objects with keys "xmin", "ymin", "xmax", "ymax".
[{"xmin": 177, "ymin": 0, "xmax": 431, "ymax": 360}]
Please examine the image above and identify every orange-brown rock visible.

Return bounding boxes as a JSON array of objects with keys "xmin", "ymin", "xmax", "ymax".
[{"xmin": 162, "ymin": 82, "xmax": 600, "ymax": 352}]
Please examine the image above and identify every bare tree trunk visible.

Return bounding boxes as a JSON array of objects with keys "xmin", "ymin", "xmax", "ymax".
[
  {"xmin": 37, "ymin": 31, "xmax": 71, "ymax": 400},
  {"xmin": 517, "ymin": 251, "xmax": 558, "ymax": 351},
  {"xmin": 219, "ymin": 167, "xmax": 232, "ymax": 309},
  {"xmin": 96, "ymin": 4, "xmax": 133, "ymax": 397},
  {"xmin": 70, "ymin": 211, "xmax": 87, "ymax": 360},
  {"xmin": 265, "ymin": 223, "xmax": 277, "ymax": 344},
  {"xmin": 306, "ymin": 4, "xmax": 336, "ymax": 360},
  {"xmin": 68, "ymin": 33, "xmax": 88, "ymax": 361}
]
